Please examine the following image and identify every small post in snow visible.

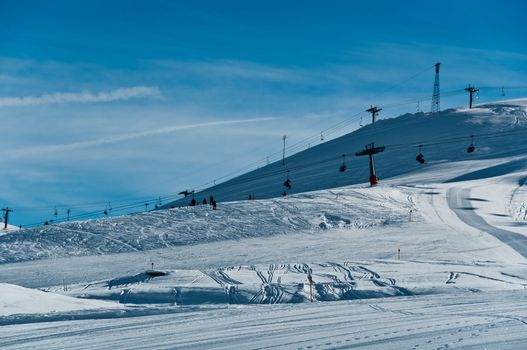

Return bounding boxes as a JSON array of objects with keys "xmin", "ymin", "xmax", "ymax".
[
  {"xmin": 307, "ymin": 272, "xmax": 314, "ymax": 302},
  {"xmin": 397, "ymin": 248, "xmax": 401, "ymax": 260},
  {"xmin": 409, "ymin": 209, "xmax": 413, "ymax": 222}
]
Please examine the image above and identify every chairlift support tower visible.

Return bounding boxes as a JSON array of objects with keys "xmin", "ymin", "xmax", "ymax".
[
  {"xmin": 366, "ymin": 106, "xmax": 382, "ymax": 124},
  {"xmin": 2, "ymin": 207, "xmax": 13, "ymax": 229},
  {"xmin": 465, "ymin": 84, "xmax": 479, "ymax": 109},
  {"xmin": 431, "ymin": 63, "xmax": 440, "ymax": 113},
  {"xmin": 355, "ymin": 143, "xmax": 386, "ymax": 186}
]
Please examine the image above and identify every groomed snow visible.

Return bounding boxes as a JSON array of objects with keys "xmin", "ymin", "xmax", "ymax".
[{"xmin": 0, "ymin": 283, "xmax": 120, "ymax": 317}]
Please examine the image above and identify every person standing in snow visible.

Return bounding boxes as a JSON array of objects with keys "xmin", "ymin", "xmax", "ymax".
[
  {"xmin": 202, "ymin": 198, "xmax": 207, "ymax": 205},
  {"xmin": 212, "ymin": 200, "xmax": 217, "ymax": 210},
  {"xmin": 190, "ymin": 198, "xmax": 196, "ymax": 206}
]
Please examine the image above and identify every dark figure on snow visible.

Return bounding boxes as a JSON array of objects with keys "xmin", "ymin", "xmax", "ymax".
[
  {"xmin": 212, "ymin": 200, "xmax": 217, "ymax": 210},
  {"xmin": 282, "ymin": 191, "xmax": 287, "ymax": 196},
  {"xmin": 283, "ymin": 179, "xmax": 292, "ymax": 189},
  {"xmin": 190, "ymin": 198, "xmax": 197, "ymax": 206},
  {"xmin": 209, "ymin": 195, "xmax": 214, "ymax": 203},
  {"xmin": 202, "ymin": 198, "xmax": 207, "ymax": 205}
]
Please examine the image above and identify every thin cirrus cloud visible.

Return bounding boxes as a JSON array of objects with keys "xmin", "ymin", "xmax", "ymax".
[
  {"xmin": 0, "ymin": 86, "xmax": 162, "ymax": 107},
  {"xmin": 6, "ymin": 117, "xmax": 279, "ymax": 160}
]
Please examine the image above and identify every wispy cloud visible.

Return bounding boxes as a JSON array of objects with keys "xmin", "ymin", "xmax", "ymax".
[
  {"xmin": 154, "ymin": 59, "xmax": 307, "ymax": 83},
  {"xmin": 0, "ymin": 86, "xmax": 162, "ymax": 107},
  {"xmin": 6, "ymin": 117, "xmax": 278, "ymax": 159}
]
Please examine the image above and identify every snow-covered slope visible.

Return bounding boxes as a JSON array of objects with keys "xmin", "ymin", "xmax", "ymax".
[
  {"xmin": 163, "ymin": 100, "xmax": 527, "ymax": 207},
  {"xmin": 0, "ymin": 187, "xmax": 415, "ymax": 263}
]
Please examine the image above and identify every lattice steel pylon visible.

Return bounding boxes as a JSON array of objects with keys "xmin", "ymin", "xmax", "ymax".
[{"xmin": 431, "ymin": 62, "xmax": 440, "ymax": 113}]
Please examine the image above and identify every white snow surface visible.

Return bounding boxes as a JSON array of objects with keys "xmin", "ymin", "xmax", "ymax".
[
  {"xmin": 0, "ymin": 223, "xmax": 19, "ymax": 235},
  {"xmin": 2, "ymin": 100, "xmax": 527, "ymax": 349},
  {"xmin": 0, "ymin": 283, "xmax": 119, "ymax": 317}
]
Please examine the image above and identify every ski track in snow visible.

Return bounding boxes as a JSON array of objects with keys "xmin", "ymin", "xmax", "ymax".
[
  {"xmin": 1, "ymin": 291, "xmax": 527, "ymax": 349},
  {"xmin": 448, "ymin": 187, "xmax": 527, "ymax": 258}
]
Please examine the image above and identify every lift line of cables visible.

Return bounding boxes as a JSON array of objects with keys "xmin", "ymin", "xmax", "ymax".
[
  {"xmin": 182, "ymin": 83, "xmax": 514, "ymax": 189},
  {"xmin": 172, "ymin": 87, "xmax": 472, "ymax": 193},
  {"xmin": 186, "ymin": 128, "xmax": 527, "ymax": 194}
]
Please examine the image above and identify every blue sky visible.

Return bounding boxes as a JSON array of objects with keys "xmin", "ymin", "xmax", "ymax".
[{"xmin": 1, "ymin": 0, "xmax": 526, "ymax": 225}]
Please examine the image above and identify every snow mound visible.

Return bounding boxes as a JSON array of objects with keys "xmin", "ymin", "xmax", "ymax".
[
  {"xmin": 0, "ymin": 187, "xmax": 414, "ymax": 264},
  {"xmin": 53, "ymin": 260, "xmax": 527, "ymax": 306},
  {"xmin": 0, "ymin": 283, "xmax": 119, "ymax": 317}
]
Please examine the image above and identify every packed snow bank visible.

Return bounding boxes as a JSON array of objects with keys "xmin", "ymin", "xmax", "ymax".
[
  {"xmin": 0, "ymin": 223, "xmax": 19, "ymax": 235},
  {"xmin": 0, "ymin": 283, "xmax": 119, "ymax": 316}
]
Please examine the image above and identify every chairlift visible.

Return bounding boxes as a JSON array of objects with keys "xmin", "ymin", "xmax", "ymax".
[
  {"xmin": 103, "ymin": 206, "xmax": 108, "ymax": 215},
  {"xmin": 415, "ymin": 145, "xmax": 425, "ymax": 164},
  {"xmin": 179, "ymin": 190, "xmax": 194, "ymax": 197},
  {"xmin": 283, "ymin": 170, "xmax": 292, "ymax": 189},
  {"xmin": 339, "ymin": 154, "xmax": 347, "ymax": 172},
  {"xmin": 467, "ymin": 135, "xmax": 476, "ymax": 153}
]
